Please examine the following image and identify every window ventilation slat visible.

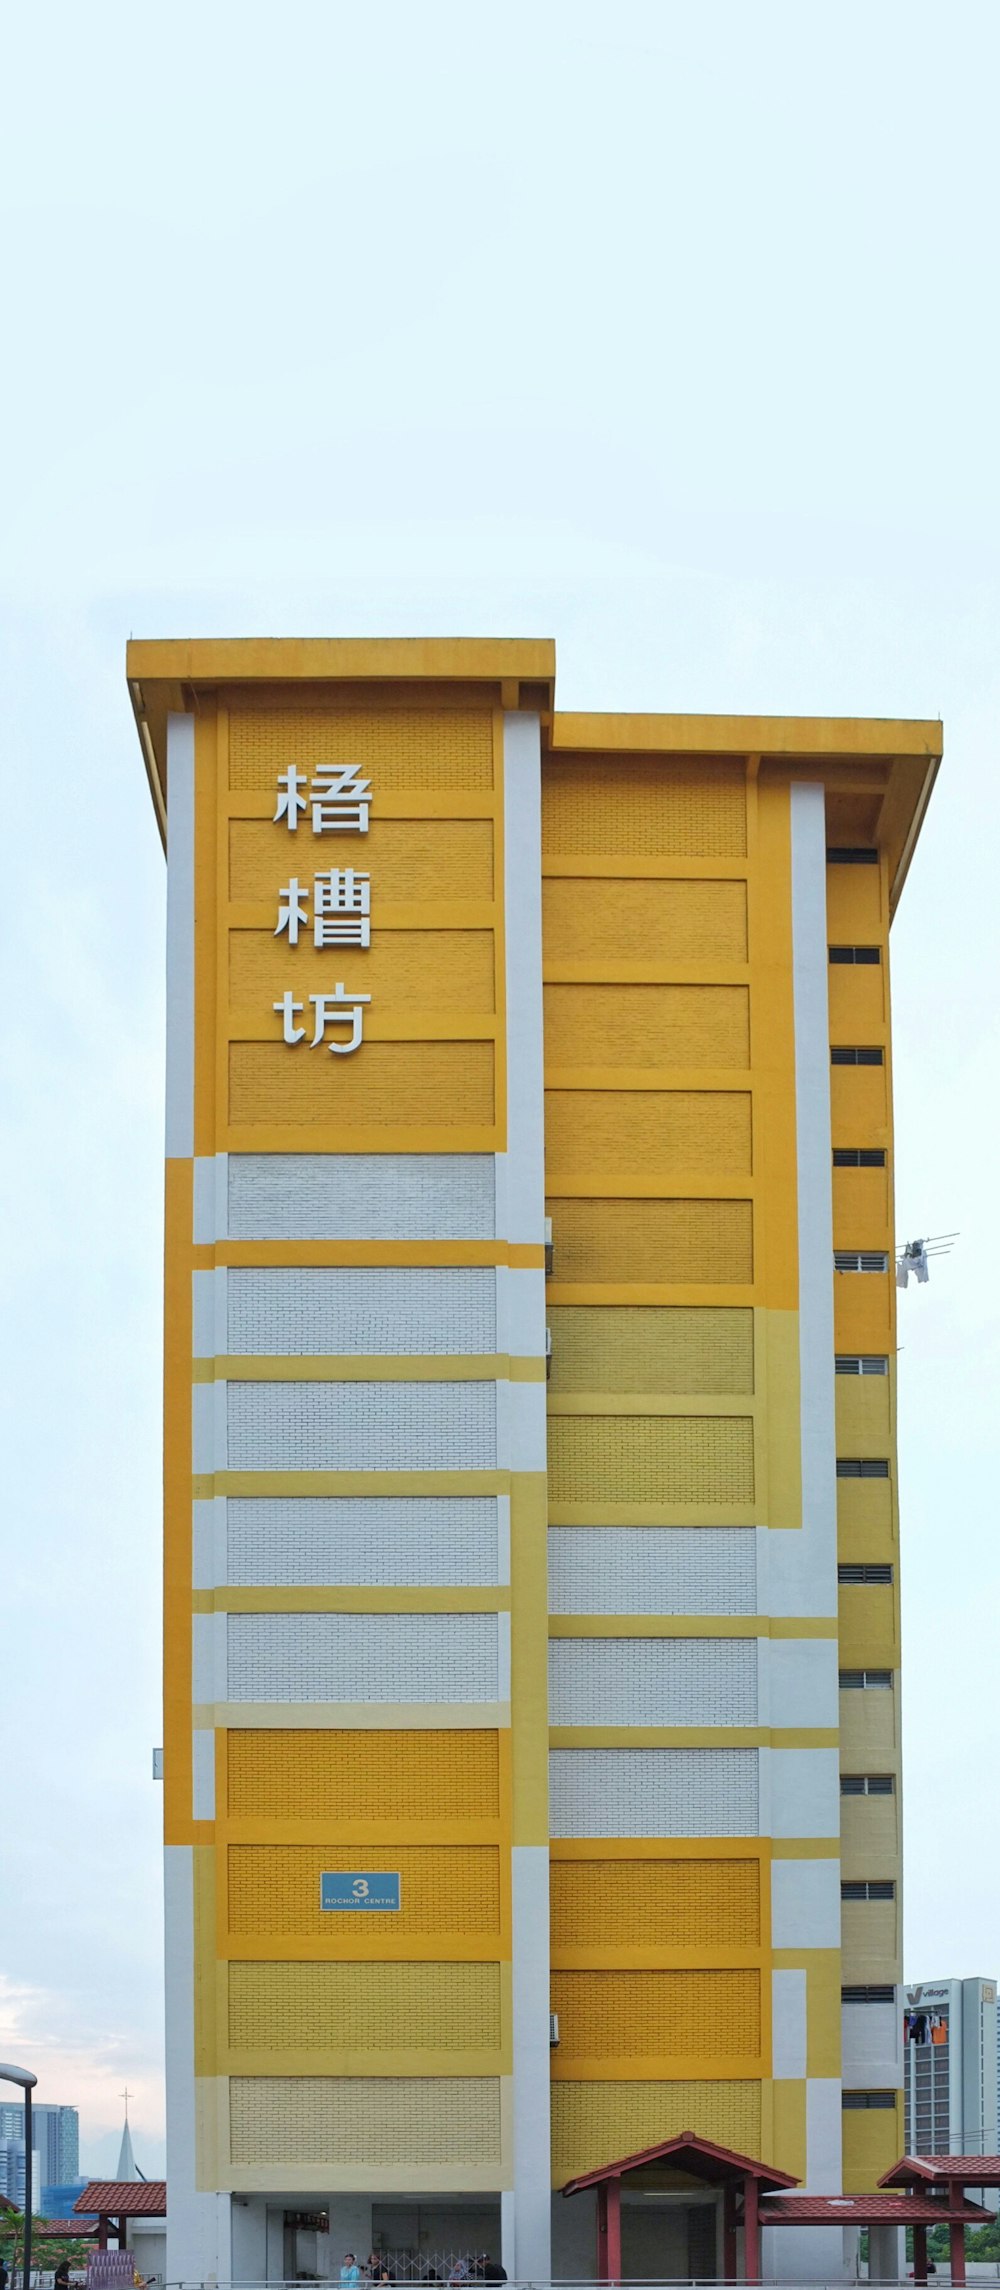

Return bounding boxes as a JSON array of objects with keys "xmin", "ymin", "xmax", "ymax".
[
  {"xmin": 827, "ymin": 848, "xmax": 879, "ymax": 865},
  {"xmin": 831, "ymin": 1046, "xmax": 884, "ymax": 1065},
  {"xmin": 834, "ymin": 1250, "xmax": 889, "ymax": 1273},
  {"xmin": 836, "ymin": 1457, "xmax": 890, "ymax": 1478},
  {"xmin": 833, "ymin": 1147, "xmax": 887, "ymax": 1167}
]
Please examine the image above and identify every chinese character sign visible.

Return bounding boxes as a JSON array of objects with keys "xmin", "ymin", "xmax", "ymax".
[{"xmin": 271, "ymin": 765, "xmax": 373, "ymax": 1054}]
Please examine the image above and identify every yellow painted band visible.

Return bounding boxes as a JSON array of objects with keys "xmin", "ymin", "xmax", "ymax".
[
  {"xmin": 192, "ymin": 1354, "xmax": 546, "ymax": 1383},
  {"xmin": 550, "ymin": 2054, "xmax": 766, "ymax": 2082},
  {"xmin": 197, "ymin": 1241, "xmax": 545, "ymax": 1268},
  {"xmin": 221, "ymin": 1935, "xmax": 509, "ymax": 1966},
  {"xmin": 545, "ymin": 1392, "xmax": 757, "ymax": 1417},
  {"xmin": 219, "ymin": 2049, "xmax": 507, "ymax": 2079}
]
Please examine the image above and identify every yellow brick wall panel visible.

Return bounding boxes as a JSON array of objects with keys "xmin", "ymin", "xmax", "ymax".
[
  {"xmin": 228, "ymin": 1961, "xmax": 501, "ymax": 2053},
  {"xmin": 230, "ymin": 818, "xmax": 495, "ymax": 905},
  {"xmin": 228, "ymin": 705, "xmax": 495, "ymax": 793},
  {"xmin": 545, "ymin": 1093, "xmax": 752, "ymax": 1182},
  {"xmin": 229, "ymin": 1042, "xmax": 494, "ymax": 1131},
  {"xmin": 543, "ymin": 879, "xmax": 748, "ymax": 965},
  {"xmin": 227, "ymin": 1731, "xmax": 501, "ymax": 1824},
  {"xmin": 838, "ymin": 1691, "xmax": 897, "ymax": 1765},
  {"xmin": 542, "ymin": 761, "xmax": 747, "ymax": 858},
  {"xmin": 837, "ymin": 1479, "xmax": 894, "ymax": 1560},
  {"xmin": 840, "ymin": 1899, "xmax": 900, "ymax": 1980},
  {"xmin": 835, "ymin": 1380, "xmax": 892, "ymax": 1450},
  {"xmin": 231, "ymin": 931, "xmax": 496, "ymax": 1016},
  {"xmin": 832, "ymin": 1167, "xmax": 891, "ymax": 1243},
  {"xmin": 830, "ymin": 1066, "xmax": 888, "ymax": 1141},
  {"xmin": 548, "ymin": 1415, "xmax": 755, "ymax": 1505},
  {"xmin": 825, "ymin": 869, "xmax": 886, "ymax": 940},
  {"xmin": 837, "ymin": 1586, "xmax": 898, "ymax": 1669},
  {"xmin": 551, "ymin": 2080, "xmax": 761, "ymax": 2183},
  {"xmin": 840, "ymin": 1796, "xmax": 900, "ymax": 1881},
  {"xmin": 230, "ymin": 2075, "xmax": 502, "ymax": 2168},
  {"xmin": 227, "ymin": 1846, "xmax": 501, "ymax": 1939},
  {"xmin": 828, "ymin": 966, "xmax": 887, "ymax": 1035},
  {"xmin": 833, "ymin": 1283, "xmax": 893, "ymax": 1358},
  {"xmin": 547, "ymin": 1307, "xmax": 754, "ymax": 1395},
  {"xmin": 551, "ymin": 1969, "xmax": 761, "ymax": 2063},
  {"xmin": 842, "ymin": 2099, "xmax": 904, "ymax": 2194},
  {"xmin": 551, "ymin": 1858, "xmax": 761, "ymax": 1951},
  {"xmin": 543, "ymin": 987, "xmax": 750, "ymax": 1072},
  {"xmin": 547, "ymin": 1199, "xmax": 754, "ymax": 1287}
]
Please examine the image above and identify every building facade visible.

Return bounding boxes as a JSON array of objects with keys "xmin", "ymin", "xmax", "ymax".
[
  {"xmin": 129, "ymin": 640, "xmax": 939, "ymax": 2284},
  {"xmin": 0, "ymin": 2105, "xmax": 79, "ymax": 2190},
  {"xmin": 903, "ymin": 1979, "xmax": 999, "ymax": 2159}
]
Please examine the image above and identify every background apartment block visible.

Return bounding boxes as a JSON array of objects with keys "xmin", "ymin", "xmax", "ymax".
[
  {"xmin": 903, "ymin": 1978, "xmax": 999, "ymax": 2159},
  {"xmin": 0, "ymin": 2103, "xmax": 79, "ymax": 2187},
  {"xmin": 130, "ymin": 641, "xmax": 939, "ymax": 2284}
]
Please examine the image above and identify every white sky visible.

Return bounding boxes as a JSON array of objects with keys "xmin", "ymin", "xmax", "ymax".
[{"xmin": 1, "ymin": 0, "xmax": 998, "ymax": 2180}]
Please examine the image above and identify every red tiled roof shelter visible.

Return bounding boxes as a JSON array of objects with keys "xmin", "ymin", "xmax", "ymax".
[
  {"xmin": 761, "ymin": 2193, "xmax": 988, "ymax": 2225},
  {"xmin": 35, "ymin": 2221, "xmax": 101, "ymax": 2241},
  {"xmin": 73, "ymin": 2183, "xmax": 167, "ymax": 2252},
  {"xmin": 878, "ymin": 2157, "xmax": 1000, "ymax": 2287},
  {"xmin": 562, "ymin": 2129, "xmax": 798, "ymax": 2282}
]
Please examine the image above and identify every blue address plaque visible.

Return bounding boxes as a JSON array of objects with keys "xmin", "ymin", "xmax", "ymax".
[{"xmin": 321, "ymin": 1871, "xmax": 401, "ymax": 1912}]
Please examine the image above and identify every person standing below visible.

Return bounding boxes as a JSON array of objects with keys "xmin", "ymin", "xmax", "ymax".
[
  {"xmin": 54, "ymin": 2264, "xmax": 71, "ymax": 2290},
  {"xmin": 341, "ymin": 2256, "xmax": 361, "ymax": 2288}
]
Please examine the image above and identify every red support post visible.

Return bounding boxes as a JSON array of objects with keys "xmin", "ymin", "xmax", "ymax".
[
  {"xmin": 596, "ymin": 2183, "xmax": 608, "ymax": 2283},
  {"xmin": 913, "ymin": 2223, "xmax": 928, "ymax": 2284},
  {"xmin": 743, "ymin": 2175, "xmax": 761, "ymax": 2285},
  {"xmin": 606, "ymin": 2176, "xmax": 622, "ymax": 2286},
  {"xmin": 949, "ymin": 2217, "xmax": 966, "ymax": 2287}
]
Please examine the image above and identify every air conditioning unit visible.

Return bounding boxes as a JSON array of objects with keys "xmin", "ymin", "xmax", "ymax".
[{"xmin": 549, "ymin": 2013, "xmax": 560, "ymax": 2048}]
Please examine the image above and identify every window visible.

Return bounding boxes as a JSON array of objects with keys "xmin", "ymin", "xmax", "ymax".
[
  {"xmin": 838, "ymin": 1563, "xmax": 893, "ymax": 1584},
  {"xmin": 833, "ymin": 1147, "xmax": 887, "ymax": 1167},
  {"xmin": 840, "ymin": 1774, "xmax": 895, "ymax": 1795},
  {"xmin": 836, "ymin": 1355, "xmax": 889, "ymax": 1375},
  {"xmin": 842, "ymin": 1879, "xmax": 895, "ymax": 1901},
  {"xmin": 842, "ymin": 2090, "xmax": 896, "ymax": 2109},
  {"xmin": 835, "ymin": 1250, "xmax": 889, "ymax": 1272},
  {"xmin": 827, "ymin": 847, "xmax": 879, "ymax": 865},
  {"xmin": 831, "ymin": 1045, "xmax": 884, "ymax": 1066},
  {"xmin": 830, "ymin": 945, "xmax": 882, "ymax": 964},
  {"xmin": 843, "ymin": 1985, "xmax": 896, "ymax": 2004},
  {"xmin": 837, "ymin": 1457, "xmax": 890, "ymax": 1478},
  {"xmin": 839, "ymin": 1669, "xmax": 893, "ymax": 1688}
]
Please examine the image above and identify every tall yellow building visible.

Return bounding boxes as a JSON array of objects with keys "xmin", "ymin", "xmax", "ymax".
[{"xmin": 128, "ymin": 641, "xmax": 939, "ymax": 2284}]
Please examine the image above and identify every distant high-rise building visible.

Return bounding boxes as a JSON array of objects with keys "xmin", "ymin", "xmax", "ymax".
[
  {"xmin": 0, "ymin": 2139, "xmax": 42, "ymax": 2210},
  {"xmin": 0, "ymin": 2106, "xmax": 78, "ymax": 2187},
  {"xmin": 904, "ymin": 1979, "xmax": 998, "ymax": 2157}
]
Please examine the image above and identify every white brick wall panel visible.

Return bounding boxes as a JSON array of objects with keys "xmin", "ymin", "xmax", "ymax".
[
  {"xmin": 227, "ymin": 1496, "xmax": 501, "ymax": 1587},
  {"xmin": 226, "ymin": 1381, "xmax": 497, "ymax": 1471},
  {"xmin": 842, "ymin": 2001, "xmax": 901, "ymax": 2083},
  {"xmin": 548, "ymin": 1636, "xmax": 757, "ymax": 1727},
  {"xmin": 548, "ymin": 1527, "xmax": 756, "ymax": 1616},
  {"xmin": 227, "ymin": 1153, "xmax": 495, "ymax": 1240},
  {"xmin": 226, "ymin": 1611, "xmax": 500, "ymax": 1703},
  {"xmin": 549, "ymin": 1747, "xmax": 759, "ymax": 1837},
  {"xmin": 227, "ymin": 1265, "xmax": 496, "ymax": 1357}
]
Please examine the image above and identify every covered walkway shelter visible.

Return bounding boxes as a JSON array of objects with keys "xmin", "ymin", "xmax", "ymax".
[
  {"xmin": 562, "ymin": 2131, "xmax": 799, "ymax": 2282},
  {"xmin": 880, "ymin": 2156, "xmax": 1000, "ymax": 2286},
  {"xmin": 74, "ymin": 2181, "xmax": 167, "ymax": 2252},
  {"xmin": 562, "ymin": 2132, "xmax": 994, "ymax": 2283}
]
